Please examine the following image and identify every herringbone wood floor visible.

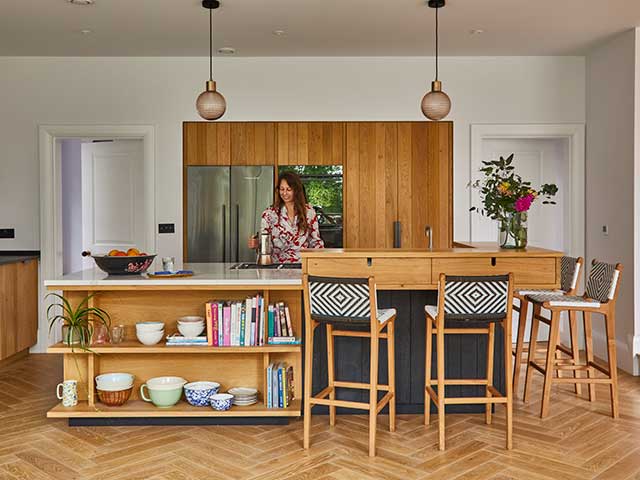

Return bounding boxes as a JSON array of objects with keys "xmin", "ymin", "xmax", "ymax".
[{"xmin": 1, "ymin": 354, "xmax": 639, "ymax": 479}]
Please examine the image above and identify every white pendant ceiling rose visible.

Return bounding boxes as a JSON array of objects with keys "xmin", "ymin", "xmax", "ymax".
[
  {"xmin": 421, "ymin": 0, "xmax": 451, "ymax": 121},
  {"xmin": 196, "ymin": 0, "xmax": 227, "ymax": 121}
]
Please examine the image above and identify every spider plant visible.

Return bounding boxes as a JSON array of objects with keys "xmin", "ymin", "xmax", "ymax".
[{"xmin": 47, "ymin": 293, "xmax": 111, "ymax": 352}]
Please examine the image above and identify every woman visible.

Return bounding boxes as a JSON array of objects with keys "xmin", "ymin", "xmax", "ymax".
[{"xmin": 249, "ymin": 171, "xmax": 324, "ymax": 263}]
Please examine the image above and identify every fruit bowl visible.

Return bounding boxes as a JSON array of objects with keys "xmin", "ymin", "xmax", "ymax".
[{"xmin": 82, "ymin": 251, "xmax": 156, "ymax": 275}]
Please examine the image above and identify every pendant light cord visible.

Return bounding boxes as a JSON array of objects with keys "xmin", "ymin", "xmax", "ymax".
[
  {"xmin": 435, "ymin": 4, "xmax": 439, "ymax": 81},
  {"xmin": 209, "ymin": 6, "xmax": 213, "ymax": 81}
]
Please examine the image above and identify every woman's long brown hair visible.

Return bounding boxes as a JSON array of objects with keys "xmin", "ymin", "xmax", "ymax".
[{"xmin": 274, "ymin": 171, "xmax": 309, "ymax": 233}]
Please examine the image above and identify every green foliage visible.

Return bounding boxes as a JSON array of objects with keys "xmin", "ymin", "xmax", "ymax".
[
  {"xmin": 469, "ymin": 153, "xmax": 558, "ymax": 222},
  {"xmin": 278, "ymin": 166, "xmax": 343, "ymax": 216},
  {"xmin": 47, "ymin": 293, "xmax": 111, "ymax": 352}
]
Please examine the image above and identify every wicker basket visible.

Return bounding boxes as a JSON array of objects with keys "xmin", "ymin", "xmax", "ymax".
[{"xmin": 97, "ymin": 387, "xmax": 132, "ymax": 406}]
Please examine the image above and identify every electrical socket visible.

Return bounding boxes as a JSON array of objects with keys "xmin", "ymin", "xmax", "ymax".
[
  {"xmin": 158, "ymin": 223, "xmax": 175, "ymax": 234},
  {"xmin": 602, "ymin": 225, "xmax": 609, "ymax": 237},
  {"xmin": 0, "ymin": 228, "xmax": 15, "ymax": 239}
]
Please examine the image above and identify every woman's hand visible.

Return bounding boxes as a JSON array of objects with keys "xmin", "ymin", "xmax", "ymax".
[{"xmin": 248, "ymin": 235, "xmax": 258, "ymax": 250}]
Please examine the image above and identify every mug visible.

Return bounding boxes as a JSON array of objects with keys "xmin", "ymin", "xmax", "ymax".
[{"xmin": 56, "ymin": 380, "xmax": 78, "ymax": 407}]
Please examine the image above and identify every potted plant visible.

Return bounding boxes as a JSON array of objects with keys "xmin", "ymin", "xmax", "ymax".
[
  {"xmin": 470, "ymin": 154, "xmax": 558, "ymax": 249},
  {"xmin": 47, "ymin": 293, "xmax": 111, "ymax": 351}
]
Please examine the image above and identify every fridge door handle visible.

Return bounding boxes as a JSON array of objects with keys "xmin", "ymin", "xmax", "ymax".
[
  {"xmin": 235, "ymin": 204, "xmax": 240, "ymax": 262},
  {"xmin": 222, "ymin": 204, "xmax": 226, "ymax": 262}
]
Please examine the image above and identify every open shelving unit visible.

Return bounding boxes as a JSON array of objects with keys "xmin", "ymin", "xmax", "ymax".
[{"xmin": 46, "ymin": 284, "xmax": 303, "ymax": 421}]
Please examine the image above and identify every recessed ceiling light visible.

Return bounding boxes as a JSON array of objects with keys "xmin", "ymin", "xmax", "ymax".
[
  {"xmin": 80, "ymin": 29, "xmax": 92, "ymax": 34},
  {"xmin": 470, "ymin": 29, "xmax": 484, "ymax": 35},
  {"xmin": 217, "ymin": 47, "xmax": 236, "ymax": 55},
  {"xmin": 272, "ymin": 29, "xmax": 286, "ymax": 36},
  {"xmin": 68, "ymin": 0, "xmax": 94, "ymax": 5}
]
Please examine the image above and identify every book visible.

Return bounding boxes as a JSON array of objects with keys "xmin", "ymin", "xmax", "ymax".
[
  {"xmin": 277, "ymin": 364, "xmax": 283, "ymax": 408},
  {"xmin": 266, "ymin": 362, "xmax": 273, "ymax": 408},
  {"xmin": 223, "ymin": 303, "xmax": 231, "ymax": 346},
  {"xmin": 217, "ymin": 302, "xmax": 223, "ymax": 347},
  {"xmin": 278, "ymin": 303, "xmax": 288, "ymax": 337},
  {"xmin": 284, "ymin": 305, "xmax": 293, "ymax": 337},
  {"xmin": 286, "ymin": 364, "xmax": 294, "ymax": 405},
  {"xmin": 212, "ymin": 302, "xmax": 219, "ymax": 347},
  {"xmin": 268, "ymin": 305, "xmax": 274, "ymax": 339},
  {"xmin": 239, "ymin": 302, "xmax": 246, "ymax": 346},
  {"xmin": 268, "ymin": 336, "xmax": 301, "ymax": 344},
  {"xmin": 205, "ymin": 301, "xmax": 213, "ymax": 346},
  {"xmin": 258, "ymin": 296, "xmax": 264, "ymax": 346}
]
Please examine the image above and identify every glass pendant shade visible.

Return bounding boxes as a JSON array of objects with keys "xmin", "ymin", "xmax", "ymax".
[
  {"xmin": 196, "ymin": 80, "xmax": 226, "ymax": 121},
  {"xmin": 421, "ymin": 80, "xmax": 451, "ymax": 121}
]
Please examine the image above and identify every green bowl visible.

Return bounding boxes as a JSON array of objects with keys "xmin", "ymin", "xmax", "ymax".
[{"xmin": 140, "ymin": 384, "xmax": 183, "ymax": 408}]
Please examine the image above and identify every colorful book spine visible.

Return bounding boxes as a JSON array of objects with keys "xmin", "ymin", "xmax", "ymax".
[
  {"xmin": 205, "ymin": 302, "xmax": 213, "ymax": 346},
  {"xmin": 278, "ymin": 303, "xmax": 288, "ymax": 337},
  {"xmin": 212, "ymin": 302, "xmax": 219, "ymax": 347},
  {"xmin": 240, "ymin": 303, "xmax": 246, "ymax": 346},
  {"xmin": 266, "ymin": 362, "xmax": 273, "ymax": 408},
  {"xmin": 286, "ymin": 365, "xmax": 294, "ymax": 406},
  {"xmin": 268, "ymin": 336, "xmax": 300, "ymax": 344},
  {"xmin": 284, "ymin": 305, "xmax": 293, "ymax": 337},
  {"xmin": 217, "ymin": 302, "xmax": 223, "ymax": 347},
  {"xmin": 268, "ymin": 305, "xmax": 274, "ymax": 339},
  {"xmin": 277, "ymin": 365, "xmax": 283, "ymax": 408},
  {"xmin": 223, "ymin": 304, "xmax": 231, "ymax": 346}
]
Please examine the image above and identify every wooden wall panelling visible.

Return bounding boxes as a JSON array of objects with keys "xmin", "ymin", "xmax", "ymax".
[
  {"xmin": 183, "ymin": 122, "xmax": 231, "ymax": 166},
  {"xmin": 0, "ymin": 263, "xmax": 17, "ymax": 360},
  {"xmin": 344, "ymin": 123, "xmax": 397, "ymax": 248},
  {"xmin": 277, "ymin": 122, "xmax": 345, "ymax": 166},
  {"xmin": 230, "ymin": 122, "xmax": 276, "ymax": 166},
  {"xmin": 16, "ymin": 259, "xmax": 38, "ymax": 352}
]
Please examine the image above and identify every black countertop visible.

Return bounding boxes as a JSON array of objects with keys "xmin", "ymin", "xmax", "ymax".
[{"xmin": 0, "ymin": 251, "xmax": 40, "ymax": 266}]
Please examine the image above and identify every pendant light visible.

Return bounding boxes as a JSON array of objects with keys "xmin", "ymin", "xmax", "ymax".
[
  {"xmin": 421, "ymin": 0, "xmax": 451, "ymax": 121},
  {"xmin": 196, "ymin": 0, "xmax": 226, "ymax": 120}
]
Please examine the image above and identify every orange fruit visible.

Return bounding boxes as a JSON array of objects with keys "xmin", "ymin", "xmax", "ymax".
[
  {"xmin": 127, "ymin": 248, "xmax": 141, "ymax": 256},
  {"xmin": 108, "ymin": 249, "xmax": 120, "ymax": 256},
  {"xmin": 114, "ymin": 251, "xmax": 127, "ymax": 257}
]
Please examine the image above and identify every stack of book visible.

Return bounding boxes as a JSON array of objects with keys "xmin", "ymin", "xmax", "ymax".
[
  {"xmin": 204, "ymin": 294, "xmax": 265, "ymax": 346},
  {"xmin": 266, "ymin": 362, "xmax": 294, "ymax": 408},
  {"xmin": 166, "ymin": 334, "xmax": 208, "ymax": 346},
  {"xmin": 267, "ymin": 302, "xmax": 299, "ymax": 344}
]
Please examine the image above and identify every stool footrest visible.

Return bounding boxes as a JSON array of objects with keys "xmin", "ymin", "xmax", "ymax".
[
  {"xmin": 310, "ymin": 397, "xmax": 370, "ymax": 410},
  {"xmin": 428, "ymin": 379, "xmax": 489, "ymax": 386},
  {"xmin": 554, "ymin": 377, "xmax": 612, "ymax": 384},
  {"xmin": 529, "ymin": 361, "xmax": 546, "ymax": 375},
  {"xmin": 331, "ymin": 330, "xmax": 388, "ymax": 339},
  {"xmin": 376, "ymin": 392, "xmax": 394, "ymax": 414},
  {"xmin": 445, "ymin": 396, "xmax": 507, "ymax": 405},
  {"xmin": 588, "ymin": 360, "xmax": 611, "ymax": 376},
  {"xmin": 333, "ymin": 381, "xmax": 390, "ymax": 391}
]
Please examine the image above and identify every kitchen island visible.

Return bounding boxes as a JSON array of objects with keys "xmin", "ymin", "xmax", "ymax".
[{"xmin": 45, "ymin": 244, "xmax": 562, "ymax": 423}]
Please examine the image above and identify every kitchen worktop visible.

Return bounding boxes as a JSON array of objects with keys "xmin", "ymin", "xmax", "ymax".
[{"xmin": 44, "ymin": 262, "xmax": 302, "ymax": 288}]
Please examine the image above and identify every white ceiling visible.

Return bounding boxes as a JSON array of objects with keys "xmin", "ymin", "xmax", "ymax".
[{"xmin": 1, "ymin": 0, "xmax": 639, "ymax": 57}]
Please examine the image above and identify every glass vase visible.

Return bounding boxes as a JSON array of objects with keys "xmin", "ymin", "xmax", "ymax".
[{"xmin": 499, "ymin": 212, "xmax": 528, "ymax": 249}]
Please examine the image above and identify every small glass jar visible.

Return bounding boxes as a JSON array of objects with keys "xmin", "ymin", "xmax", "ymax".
[
  {"xmin": 110, "ymin": 325, "xmax": 125, "ymax": 344},
  {"xmin": 162, "ymin": 256, "xmax": 175, "ymax": 272}
]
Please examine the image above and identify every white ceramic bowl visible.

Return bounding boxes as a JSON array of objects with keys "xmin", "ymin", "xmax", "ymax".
[
  {"xmin": 145, "ymin": 376, "xmax": 187, "ymax": 390},
  {"xmin": 178, "ymin": 323, "xmax": 205, "ymax": 338},
  {"xmin": 178, "ymin": 316, "xmax": 204, "ymax": 324},
  {"xmin": 95, "ymin": 373, "xmax": 134, "ymax": 391},
  {"xmin": 136, "ymin": 329, "xmax": 164, "ymax": 345},
  {"xmin": 136, "ymin": 322, "xmax": 165, "ymax": 332}
]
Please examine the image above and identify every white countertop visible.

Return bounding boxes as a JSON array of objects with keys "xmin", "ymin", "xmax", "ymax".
[{"xmin": 44, "ymin": 263, "xmax": 302, "ymax": 287}]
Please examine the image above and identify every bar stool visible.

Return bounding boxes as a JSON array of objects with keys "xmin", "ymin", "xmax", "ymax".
[
  {"xmin": 512, "ymin": 256, "xmax": 584, "ymax": 396},
  {"xmin": 302, "ymin": 274, "xmax": 396, "ymax": 457},
  {"xmin": 425, "ymin": 273, "xmax": 514, "ymax": 451},
  {"xmin": 524, "ymin": 260, "xmax": 623, "ymax": 418}
]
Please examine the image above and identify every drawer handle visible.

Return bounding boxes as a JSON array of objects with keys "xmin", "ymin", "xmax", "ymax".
[
  {"xmin": 491, "ymin": 257, "xmax": 497, "ymax": 267},
  {"xmin": 367, "ymin": 257, "xmax": 373, "ymax": 267}
]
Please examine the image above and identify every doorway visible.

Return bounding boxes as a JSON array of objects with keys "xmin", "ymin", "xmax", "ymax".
[{"xmin": 38, "ymin": 125, "xmax": 155, "ymax": 351}]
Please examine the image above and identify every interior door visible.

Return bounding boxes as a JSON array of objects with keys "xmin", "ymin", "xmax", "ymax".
[
  {"xmin": 230, "ymin": 166, "xmax": 274, "ymax": 262},
  {"xmin": 186, "ymin": 166, "xmax": 230, "ymax": 262},
  {"xmin": 81, "ymin": 140, "xmax": 146, "ymax": 269}
]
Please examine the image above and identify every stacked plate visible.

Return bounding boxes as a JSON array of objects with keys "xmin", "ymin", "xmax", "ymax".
[{"xmin": 228, "ymin": 387, "xmax": 257, "ymax": 406}]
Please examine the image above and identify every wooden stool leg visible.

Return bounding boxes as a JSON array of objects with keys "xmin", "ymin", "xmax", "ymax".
[
  {"xmin": 326, "ymin": 324, "xmax": 336, "ymax": 426},
  {"xmin": 541, "ymin": 310, "xmax": 560, "ymax": 418},
  {"xmin": 387, "ymin": 320, "xmax": 396, "ymax": 432},
  {"xmin": 568, "ymin": 311, "xmax": 582, "ymax": 396},
  {"xmin": 524, "ymin": 304, "xmax": 541, "ymax": 403},
  {"xmin": 485, "ymin": 323, "xmax": 496, "ymax": 425},
  {"xmin": 303, "ymin": 321, "xmax": 315, "ymax": 450},
  {"xmin": 437, "ymin": 323, "xmax": 446, "ymax": 451},
  {"xmin": 368, "ymin": 329, "xmax": 380, "ymax": 457},
  {"xmin": 424, "ymin": 314, "xmax": 433, "ymax": 426},
  {"xmin": 604, "ymin": 311, "xmax": 619, "ymax": 418},
  {"xmin": 513, "ymin": 298, "xmax": 529, "ymax": 397},
  {"xmin": 584, "ymin": 311, "xmax": 596, "ymax": 402},
  {"xmin": 503, "ymin": 318, "xmax": 513, "ymax": 450}
]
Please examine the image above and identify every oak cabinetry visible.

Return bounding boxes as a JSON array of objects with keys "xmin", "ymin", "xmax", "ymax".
[
  {"xmin": 0, "ymin": 258, "xmax": 38, "ymax": 361},
  {"xmin": 276, "ymin": 122, "xmax": 345, "ymax": 166},
  {"xmin": 183, "ymin": 122, "xmax": 231, "ymax": 166},
  {"xmin": 229, "ymin": 122, "xmax": 276, "ymax": 166}
]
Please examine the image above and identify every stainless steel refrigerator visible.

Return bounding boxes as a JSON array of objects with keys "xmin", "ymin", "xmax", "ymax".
[{"xmin": 186, "ymin": 166, "xmax": 274, "ymax": 263}]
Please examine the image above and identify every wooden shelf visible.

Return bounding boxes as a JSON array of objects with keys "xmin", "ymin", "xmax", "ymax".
[
  {"xmin": 47, "ymin": 341, "xmax": 301, "ymax": 354},
  {"xmin": 47, "ymin": 399, "xmax": 301, "ymax": 418}
]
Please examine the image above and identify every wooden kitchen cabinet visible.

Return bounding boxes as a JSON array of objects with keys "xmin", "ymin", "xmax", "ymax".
[
  {"xmin": 0, "ymin": 258, "xmax": 38, "ymax": 361},
  {"xmin": 344, "ymin": 121, "xmax": 452, "ymax": 249},
  {"xmin": 276, "ymin": 122, "xmax": 345, "ymax": 165},
  {"xmin": 183, "ymin": 122, "xmax": 231, "ymax": 166},
  {"xmin": 344, "ymin": 122, "xmax": 398, "ymax": 248},
  {"xmin": 230, "ymin": 122, "xmax": 276, "ymax": 166}
]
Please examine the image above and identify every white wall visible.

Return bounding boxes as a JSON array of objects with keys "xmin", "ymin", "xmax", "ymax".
[
  {"xmin": 0, "ymin": 56, "xmax": 585, "ymax": 260},
  {"xmin": 586, "ymin": 30, "xmax": 638, "ymax": 374},
  {"xmin": 60, "ymin": 139, "xmax": 83, "ymax": 274}
]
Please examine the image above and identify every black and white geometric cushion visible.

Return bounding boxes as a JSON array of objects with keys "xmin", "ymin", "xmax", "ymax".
[
  {"xmin": 525, "ymin": 293, "xmax": 601, "ymax": 308},
  {"xmin": 585, "ymin": 261, "xmax": 619, "ymax": 303},
  {"xmin": 560, "ymin": 256, "xmax": 581, "ymax": 292},
  {"xmin": 443, "ymin": 275, "xmax": 509, "ymax": 321}
]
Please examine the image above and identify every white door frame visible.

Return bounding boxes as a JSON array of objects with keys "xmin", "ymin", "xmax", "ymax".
[
  {"xmin": 38, "ymin": 124, "xmax": 156, "ymax": 352},
  {"xmin": 470, "ymin": 124, "xmax": 585, "ymax": 260}
]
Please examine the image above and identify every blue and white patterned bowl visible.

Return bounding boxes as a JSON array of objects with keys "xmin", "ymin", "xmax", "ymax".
[
  {"xmin": 210, "ymin": 393, "xmax": 234, "ymax": 411},
  {"xmin": 183, "ymin": 381, "xmax": 220, "ymax": 407}
]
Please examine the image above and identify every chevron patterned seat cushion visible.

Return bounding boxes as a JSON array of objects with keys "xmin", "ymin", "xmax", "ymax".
[
  {"xmin": 525, "ymin": 293, "xmax": 601, "ymax": 308},
  {"xmin": 516, "ymin": 289, "xmax": 562, "ymax": 296}
]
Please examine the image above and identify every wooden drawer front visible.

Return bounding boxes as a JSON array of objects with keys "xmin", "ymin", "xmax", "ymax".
[
  {"xmin": 305, "ymin": 258, "xmax": 431, "ymax": 287},
  {"xmin": 432, "ymin": 257, "xmax": 557, "ymax": 287}
]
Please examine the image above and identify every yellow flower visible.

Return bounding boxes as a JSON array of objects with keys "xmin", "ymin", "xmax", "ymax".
[
  {"xmin": 497, "ymin": 182, "xmax": 511, "ymax": 194},
  {"xmin": 528, "ymin": 188, "xmax": 538, "ymax": 198}
]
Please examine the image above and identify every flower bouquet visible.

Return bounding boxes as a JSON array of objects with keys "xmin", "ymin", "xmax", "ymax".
[{"xmin": 470, "ymin": 154, "xmax": 558, "ymax": 249}]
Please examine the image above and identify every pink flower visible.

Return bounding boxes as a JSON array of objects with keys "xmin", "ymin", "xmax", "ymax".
[{"xmin": 514, "ymin": 194, "xmax": 534, "ymax": 212}]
